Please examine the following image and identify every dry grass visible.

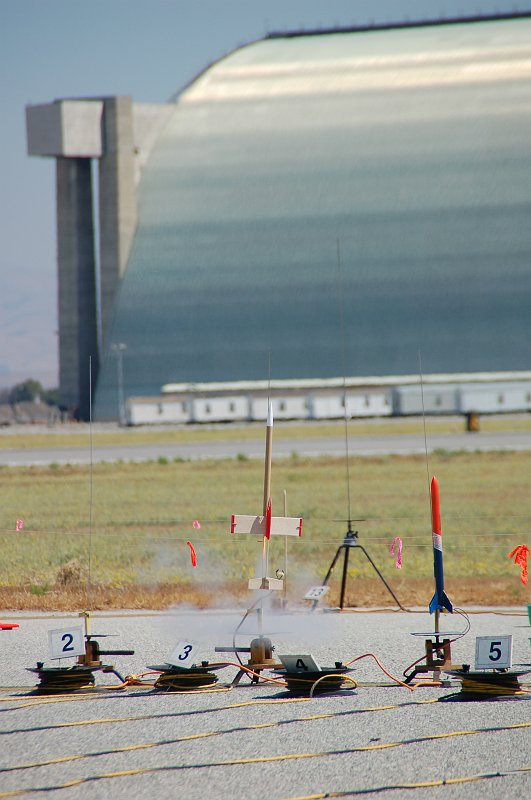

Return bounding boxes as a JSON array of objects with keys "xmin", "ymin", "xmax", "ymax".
[
  {"xmin": 0, "ymin": 576, "xmax": 526, "ymax": 612},
  {"xmin": 0, "ymin": 583, "xmax": 227, "ymax": 612},
  {"xmin": 0, "ymin": 450, "xmax": 530, "ymax": 610}
]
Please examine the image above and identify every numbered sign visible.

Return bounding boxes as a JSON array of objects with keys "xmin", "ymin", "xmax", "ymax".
[
  {"xmin": 304, "ymin": 585, "xmax": 329, "ymax": 601},
  {"xmin": 48, "ymin": 626, "xmax": 85, "ymax": 660},
  {"xmin": 167, "ymin": 640, "xmax": 199, "ymax": 669},
  {"xmin": 475, "ymin": 635, "xmax": 513, "ymax": 670},
  {"xmin": 279, "ymin": 654, "xmax": 321, "ymax": 672}
]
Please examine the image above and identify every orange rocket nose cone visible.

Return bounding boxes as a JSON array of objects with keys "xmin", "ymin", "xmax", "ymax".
[{"xmin": 431, "ymin": 476, "xmax": 441, "ymax": 535}]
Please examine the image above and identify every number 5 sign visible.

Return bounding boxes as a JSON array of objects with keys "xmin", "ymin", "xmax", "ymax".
[
  {"xmin": 48, "ymin": 626, "xmax": 85, "ymax": 660},
  {"xmin": 475, "ymin": 635, "xmax": 513, "ymax": 670}
]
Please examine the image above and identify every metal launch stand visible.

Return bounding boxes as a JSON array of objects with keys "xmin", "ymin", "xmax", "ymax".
[
  {"xmin": 313, "ymin": 523, "xmax": 406, "ymax": 611},
  {"xmin": 406, "ymin": 632, "xmax": 454, "ymax": 683},
  {"xmin": 218, "ymin": 401, "xmax": 304, "ymax": 686}
]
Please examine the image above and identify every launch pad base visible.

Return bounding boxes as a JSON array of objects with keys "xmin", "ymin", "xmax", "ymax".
[
  {"xmin": 148, "ymin": 663, "xmax": 222, "ymax": 692},
  {"xmin": 443, "ymin": 668, "xmax": 530, "ymax": 699},
  {"xmin": 274, "ymin": 666, "xmax": 353, "ymax": 696},
  {"xmin": 405, "ymin": 636, "xmax": 456, "ymax": 684}
]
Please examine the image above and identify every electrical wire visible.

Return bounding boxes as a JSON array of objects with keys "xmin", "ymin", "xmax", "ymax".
[
  {"xmin": 277, "ymin": 765, "xmax": 531, "ymax": 799},
  {"xmin": 0, "ymin": 722, "xmax": 528, "ymax": 798},
  {"xmin": 343, "ymin": 652, "xmax": 440, "ymax": 691},
  {"xmin": 1, "ymin": 698, "xmax": 515, "ymax": 777},
  {"xmin": 309, "ymin": 674, "xmax": 357, "ymax": 698},
  {"xmin": 2, "ymin": 527, "xmax": 527, "ymax": 545},
  {"xmin": 0, "ymin": 694, "xmax": 440, "ymax": 738}
]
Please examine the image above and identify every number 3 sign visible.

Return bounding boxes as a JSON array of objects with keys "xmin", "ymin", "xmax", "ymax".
[
  {"xmin": 475, "ymin": 635, "xmax": 513, "ymax": 670},
  {"xmin": 304, "ymin": 586, "xmax": 329, "ymax": 601},
  {"xmin": 167, "ymin": 641, "xmax": 199, "ymax": 669},
  {"xmin": 48, "ymin": 626, "xmax": 85, "ymax": 660}
]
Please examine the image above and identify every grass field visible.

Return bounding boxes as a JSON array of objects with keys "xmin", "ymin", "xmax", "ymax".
[
  {"xmin": 2, "ymin": 412, "xmax": 531, "ymax": 449},
  {"xmin": 1, "ymin": 444, "xmax": 529, "ymax": 609}
]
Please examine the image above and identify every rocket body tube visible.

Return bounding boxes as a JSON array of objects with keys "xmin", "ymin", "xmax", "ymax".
[{"xmin": 429, "ymin": 476, "xmax": 453, "ymax": 614}]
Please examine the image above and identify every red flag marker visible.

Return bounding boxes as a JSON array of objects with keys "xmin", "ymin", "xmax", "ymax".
[
  {"xmin": 186, "ymin": 541, "xmax": 197, "ymax": 567},
  {"xmin": 508, "ymin": 544, "xmax": 529, "ymax": 585}
]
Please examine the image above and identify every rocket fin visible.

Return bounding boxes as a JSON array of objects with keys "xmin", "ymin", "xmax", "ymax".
[
  {"xmin": 440, "ymin": 591, "xmax": 453, "ymax": 613},
  {"xmin": 429, "ymin": 592, "xmax": 453, "ymax": 614}
]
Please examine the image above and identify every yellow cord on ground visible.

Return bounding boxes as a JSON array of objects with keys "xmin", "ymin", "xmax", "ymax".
[
  {"xmin": 0, "ymin": 697, "xmax": 438, "ymax": 738},
  {"xmin": 309, "ymin": 674, "xmax": 357, "ymax": 697},
  {"xmin": 280, "ymin": 765, "xmax": 531, "ymax": 799},
  {"xmin": 1, "ymin": 715, "xmax": 526, "ymax": 780},
  {"xmin": 0, "ymin": 732, "xmax": 530, "ymax": 798}
]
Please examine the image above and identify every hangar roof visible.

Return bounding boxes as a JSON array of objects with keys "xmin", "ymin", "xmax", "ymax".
[{"xmin": 95, "ymin": 18, "xmax": 531, "ymax": 419}]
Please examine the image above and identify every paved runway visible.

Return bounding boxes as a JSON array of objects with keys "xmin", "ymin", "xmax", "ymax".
[
  {"xmin": 2, "ymin": 429, "xmax": 531, "ymax": 466},
  {"xmin": 0, "ymin": 607, "xmax": 529, "ymax": 799}
]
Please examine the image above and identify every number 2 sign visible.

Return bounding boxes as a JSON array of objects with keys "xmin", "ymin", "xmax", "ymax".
[
  {"xmin": 475, "ymin": 635, "xmax": 513, "ymax": 670},
  {"xmin": 48, "ymin": 626, "xmax": 85, "ymax": 660}
]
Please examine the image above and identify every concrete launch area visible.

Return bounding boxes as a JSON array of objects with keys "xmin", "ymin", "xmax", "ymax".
[{"xmin": 0, "ymin": 608, "xmax": 529, "ymax": 799}]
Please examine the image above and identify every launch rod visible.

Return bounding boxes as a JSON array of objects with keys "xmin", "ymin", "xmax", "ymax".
[
  {"xmin": 263, "ymin": 401, "xmax": 273, "ymax": 513},
  {"xmin": 283, "ymin": 489, "xmax": 288, "ymax": 605},
  {"xmin": 261, "ymin": 401, "xmax": 273, "ymax": 581}
]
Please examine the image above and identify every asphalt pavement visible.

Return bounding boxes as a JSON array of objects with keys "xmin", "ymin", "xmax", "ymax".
[
  {"xmin": 0, "ymin": 607, "xmax": 529, "ymax": 799},
  {"xmin": 2, "ymin": 428, "xmax": 531, "ymax": 466}
]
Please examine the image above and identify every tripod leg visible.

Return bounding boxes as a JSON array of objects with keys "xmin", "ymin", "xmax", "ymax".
[
  {"xmin": 312, "ymin": 546, "xmax": 343, "ymax": 610},
  {"xmin": 357, "ymin": 545, "xmax": 407, "ymax": 611},
  {"xmin": 339, "ymin": 545, "xmax": 351, "ymax": 609},
  {"xmin": 322, "ymin": 546, "xmax": 343, "ymax": 586}
]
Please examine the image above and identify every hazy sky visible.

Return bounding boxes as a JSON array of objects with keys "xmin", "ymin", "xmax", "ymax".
[{"xmin": 1, "ymin": 0, "xmax": 527, "ymax": 388}]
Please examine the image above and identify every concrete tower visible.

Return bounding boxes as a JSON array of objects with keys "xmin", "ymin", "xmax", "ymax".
[{"xmin": 26, "ymin": 97, "xmax": 137, "ymax": 420}]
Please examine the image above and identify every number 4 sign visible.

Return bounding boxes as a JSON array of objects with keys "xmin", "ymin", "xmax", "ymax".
[
  {"xmin": 475, "ymin": 635, "xmax": 513, "ymax": 670},
  {"xmin": 48, "ymin": 626, "xmax": 85, "ymax": 660}
]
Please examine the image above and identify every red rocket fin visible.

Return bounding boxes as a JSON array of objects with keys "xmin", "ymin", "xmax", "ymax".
[{"xmin": 265, "ymin": 497, "xmax": 272, "ymax": 540}]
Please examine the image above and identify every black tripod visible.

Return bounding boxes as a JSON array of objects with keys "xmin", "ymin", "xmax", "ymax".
[{"xmin": 313, "ymin": 523, "xmax": 407, "ymax": 610}]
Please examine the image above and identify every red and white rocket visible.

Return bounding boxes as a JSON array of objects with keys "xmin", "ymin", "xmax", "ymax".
[
  {"xmin": 230, "ymin": 400, "xmax": 302, "ymax": 591},
  {"xmin": 428, "ymin": 476, "xmax": 453, "ymax": 615}
]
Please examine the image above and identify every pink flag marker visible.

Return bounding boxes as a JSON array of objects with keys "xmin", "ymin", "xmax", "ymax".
[{"xmin": 390, "ymin": 536, "xmax": 403, "ymax": 569}]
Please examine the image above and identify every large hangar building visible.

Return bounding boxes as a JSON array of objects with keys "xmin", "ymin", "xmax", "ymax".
[{"xmin": 26, "ymin": 15, "xmax": 531, "ymax": 420}]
